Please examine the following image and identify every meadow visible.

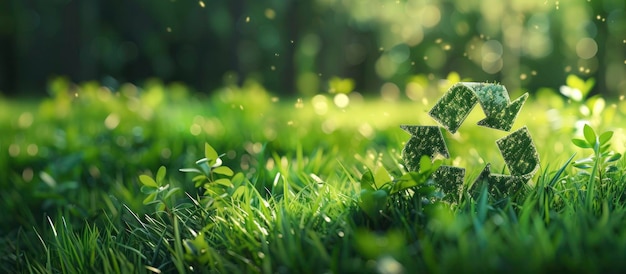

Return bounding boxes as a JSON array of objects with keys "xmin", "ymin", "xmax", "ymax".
[{"xmin": 1, "ymin": 75, "xmax": 626, "ymax": 273}]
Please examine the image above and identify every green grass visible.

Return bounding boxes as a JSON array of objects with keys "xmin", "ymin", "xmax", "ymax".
[{"xmin": 2, "ymin": 77, "xmax": 626, "ymax": 273}]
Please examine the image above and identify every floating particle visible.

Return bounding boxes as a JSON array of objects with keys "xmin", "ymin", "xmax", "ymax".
[
  {"xmin": 199, "ymin": 1, "xmax": 205, "ymax": 8},
  {"xmin": 246, "ymin": 16, "xmax": 250, "ymax": 23},
  {"xmin": 295, "ymin": 98, "xmax": 304, "ymax": 109}
]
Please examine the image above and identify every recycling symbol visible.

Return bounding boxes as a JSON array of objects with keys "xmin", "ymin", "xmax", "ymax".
[{"xmin": 401, "ymin": 82, "xmax": 540, "ymax": 196}]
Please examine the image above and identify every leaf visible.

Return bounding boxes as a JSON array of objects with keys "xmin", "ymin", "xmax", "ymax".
[
  {"xmin": 566, "ymin": 74, "xmax": 594, "ymax": 98},
  {"xmin": 212, "ymin": 166, "xmax": 234, "ymax": 176},
  {"xmin": 600, "ymin": 143, "xmax": 611, "ymax": 154},
  {"xmin": 156, "ymin": 166, "xmax": 166, "ymax": 185},
  {"xmin": 572, "ymin": 138, "xmax": 592, "ymax": 149},
  {"xmin": 583, "ymin": 124, "xmax": 596, "ymax": 147},
  {"xmin": 231, "ymin": 172, "xmax": 245, "ymax": 187},
  {"xmin": 361, "ymin": 170, "xmax": 375, "ymax": 191},
  {"xmin": 164, "ymin": 187, "xmax": 181, "ymax": 200},
  {"xmin": 390, "ymin": 173, "xmax": 416, "ymax": 194},
  {"xmin": 142, "ymin": 192, "xmax": 157, "ymax": 205},
  {"xmin": 572, "ymin": 158, "xmax": 593, "ymax": 169},
  {"xmin": 373, "ymin": 166, "xmax": 392, "ymax": 190},
  {"xmin": 232, "ymin": 186, "xmax": 248, "ymax": 199},
  {"xmin": 179, "ymin": 168, "xmax": 203, "ymax": 174},
  {"xmin": 140, "ymin": 185, "xmax": 157, "ymax": 194},
  {"xmin": 359, "ymin": 189, "xmax": 388, "ymax": 218},
  {"xmin": 195, "ymin": 158, "xmax": 209, "ymax": 165},
  {"xmin": 193, "ymin": 175, "xmax": 206, "ymax": 188},
  {"xmin": 607, "ymin": 153, "xmax": 622, "ymax": 162},
  {"xmin": 139, "ymin": 174, "xmax": 158, "ymax": 188},
  {"xmin": 213, "ymin": 178, "xmax": 234, "ymax": 188},
  {"xmin": 605, "ymin": 165, "xmax": 619, "ymax": 173},
  {"xmin": 205, "ymin": 143, "xmax": 219, "ymax": 166},
  {"xmin": 391, "ymin": 172, "xmax": 422, "ymax": 194},
  {"xmin": 598, "ymin": 131, "xmax": 613, "ymax": 145},
  {"xmin": 572, "ymin": 163, "xmax": 592, "ymax": 169},
  {"xmin": 419, "ymin": 155, "xmax": 432, "ymax": 172}
]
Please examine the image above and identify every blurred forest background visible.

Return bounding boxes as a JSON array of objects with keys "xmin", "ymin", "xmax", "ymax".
[{"xmin": 0, "ymin": 0, "xmax": 624, "ymax": 97}]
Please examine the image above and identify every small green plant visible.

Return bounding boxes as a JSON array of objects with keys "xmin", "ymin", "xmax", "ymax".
[
  {"xmin": 179, "ymin": 143, "xmax": 249, "ymax": 202},
  {"xmin": 571, "ymin": 124, "xmax": 622, "ymax": 209},
  {"xmin": 358, "ymin": 155, "xmax": 441, "ymax": 219},
  {"xmin": 139, "ymin": 166, "xmax": 181, "ymax": 213}
]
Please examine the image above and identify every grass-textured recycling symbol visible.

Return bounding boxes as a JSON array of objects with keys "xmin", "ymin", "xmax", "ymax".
[{"xmin": 401, "ymin": 82, "xmax": 540, "ymax": 196}]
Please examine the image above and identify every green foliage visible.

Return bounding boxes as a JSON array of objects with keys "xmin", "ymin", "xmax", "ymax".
[
  {"xmin": 179, "ymin": 143, "xmax": 247, "ymax": 206},
  {"xmin": 2, "ymin": 79, "xmax": 626, "ymax": 273},
  {"xmin": 571, "ymin": 124, "xmax": 622, "ymax": 211},
  {"xmin": 139, "ymin": 166, "xmax": 181, "ymax": 212},
  {"xmin": 358, "ymin": 155, "xmax": 441, "ymax": 219}
]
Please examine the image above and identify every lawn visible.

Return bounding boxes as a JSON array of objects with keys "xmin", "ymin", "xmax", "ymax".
[{"xmin": 2, "ymin": 76, "xmax": 626, "ymax": 273}]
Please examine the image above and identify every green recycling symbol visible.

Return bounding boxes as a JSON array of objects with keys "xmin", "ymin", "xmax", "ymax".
[{"xmin": 401, "ymin": 82, "xmax": 540, "ymax": 195}]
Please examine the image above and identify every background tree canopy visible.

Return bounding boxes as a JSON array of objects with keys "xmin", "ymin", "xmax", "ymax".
[{"xmin": 0, "ymin": 0, "xmax": 624, "ymax": 97}]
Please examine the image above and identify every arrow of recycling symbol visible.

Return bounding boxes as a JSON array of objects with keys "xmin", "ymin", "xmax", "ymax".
[
  {"xmin": 401, "ymin": 82, "xmax": 539, "ymax": 196},
  {"xmin": 428, "ymin": 82, "xmax": 529, "ymax": 133}
]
